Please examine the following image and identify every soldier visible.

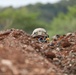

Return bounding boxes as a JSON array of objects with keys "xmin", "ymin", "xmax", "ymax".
[{"xmin": 31, "ymin": 28, "xmax": 50, "ymax": 43}]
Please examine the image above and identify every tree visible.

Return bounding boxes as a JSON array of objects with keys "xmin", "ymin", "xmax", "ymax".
[{"xmin": 49, "ymin": 6, "xmax": 76, "ymax": 36}]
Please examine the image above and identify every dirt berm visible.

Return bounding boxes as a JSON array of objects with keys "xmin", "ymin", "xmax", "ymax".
[{"xmin": 0, "ymin": 29, "xmax": 76, "ymax": 75}]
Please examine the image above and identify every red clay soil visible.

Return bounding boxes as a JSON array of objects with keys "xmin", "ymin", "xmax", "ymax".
[{"xmin": 0, "ymin": 29, "xmax": 76, "ymax": 75}]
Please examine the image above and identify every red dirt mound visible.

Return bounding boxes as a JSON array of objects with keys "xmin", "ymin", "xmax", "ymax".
[{"xmin": 0, "ymin": 29, "xmax": 76, "ymax": 75}]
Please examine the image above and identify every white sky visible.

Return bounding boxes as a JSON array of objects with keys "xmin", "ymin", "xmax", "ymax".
[{"xmin": 0, "ymin": 0, "xmax": 61, "ymax": 8}]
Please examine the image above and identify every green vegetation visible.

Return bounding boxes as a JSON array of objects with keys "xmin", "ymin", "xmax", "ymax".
[
  {"xmin": 48, "ymin": 6, "xmax": 76, "ymax": 36},
  {"xmin": 0, "ymin": 0, "xmax": 76, "ymax": 37}
]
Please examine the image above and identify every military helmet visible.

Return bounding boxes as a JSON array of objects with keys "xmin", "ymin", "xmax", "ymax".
[{"xmin": 31, "ymin": 28, "xmax": 48, "ymax": 37}]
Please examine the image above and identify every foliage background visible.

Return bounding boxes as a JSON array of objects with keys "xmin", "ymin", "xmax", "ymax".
[{"xmin": 0, "ymin": 0, "xmax": 76, "ymax": 37}]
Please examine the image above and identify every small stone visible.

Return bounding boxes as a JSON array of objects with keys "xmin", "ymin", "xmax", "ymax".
[
  {"xmin": 1, "ymin": 59, "xmax": 12, "ymax": 67},
  {"xmin": 53, "ymin": 58, "xmax": 59, "ymax": 61},
  {"xmin": 45, "ymin": 51, "xmax": 56, "ymax": 59},
  {"xmin": 61, "ymin": 39, "xmax": 71, "ymax": 48},
  {"xmin": 0, "ymin": 44, "xmax": 4, "ymax": 49},
  {"xmin": 56, "ymin": 48, "xmax": 60, "ymax": 51},
  {"xmin": 69, "ymin": 64, "xmax": 72, "ymax": 66}
]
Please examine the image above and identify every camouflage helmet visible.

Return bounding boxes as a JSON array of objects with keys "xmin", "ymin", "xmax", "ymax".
[{"xmin": 31, "ymin": 28, "xmax": 48, "ymax": 37}]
